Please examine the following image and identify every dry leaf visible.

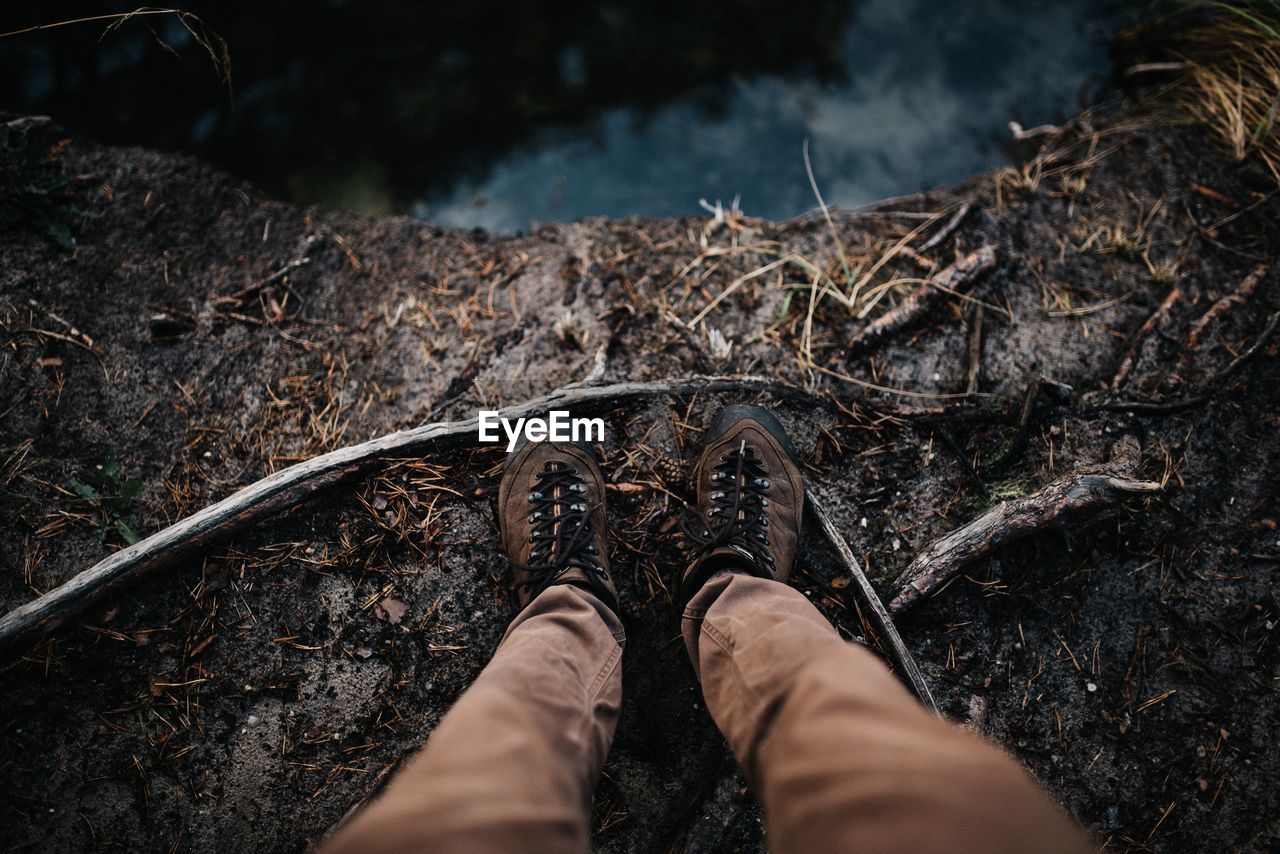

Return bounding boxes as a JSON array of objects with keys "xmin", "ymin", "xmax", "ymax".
[{"xmin": 374, "ymin": 597, "xmax": 408, "ymax": 625}]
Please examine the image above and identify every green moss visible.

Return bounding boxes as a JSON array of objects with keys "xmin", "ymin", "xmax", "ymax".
[{"xmin": 0, "ymin": 120, "xmax": 87, "ymax": 249}]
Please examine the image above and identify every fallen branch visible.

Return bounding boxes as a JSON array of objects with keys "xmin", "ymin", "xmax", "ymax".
[
  {"xmin": 887, "ymin": 435, "xmax": 1161, "ymax": 615},
  {"xmin": 847, "ymin": 246, "xmax": 997, "ymax": 355},
  {"xmin": 0, "ymin": 376, "xmax": 826, "ymax": 659},
  {"xmin": 1110, "ymin": 286, "xmax": 1182, "ymax": 391},
  {"xmin": 0, "ymin": 373, "xmax": 988, "ymax": 660},
  {"xmin": 216, "ymin": 234, "xmax": 319, "ymax": 305},
  {"xmin": 806, "ymin": 489, "xmax": 939, "ymax": 713}
]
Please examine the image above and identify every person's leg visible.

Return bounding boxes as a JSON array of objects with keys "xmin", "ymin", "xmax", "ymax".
[
  {"xmin": 684, "ymin": 571, "xmax": 1091, "ymax": 854},
  {"xmin": 324, "ymin": 584, "xmax": 623, "ymax": 854},
  {"xmin": 679, "ymin": 404, "xmax": 1091, "ymax": 853},
  {"xmin": 325, "ymin": 440, "xmax": 623, "ymax": 854}
]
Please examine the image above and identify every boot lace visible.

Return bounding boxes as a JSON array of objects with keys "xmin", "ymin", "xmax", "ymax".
[
  {"xmin": 514, "ymin": 461, "xmax": 610, "ymax": 605},
  {"xmin": 684, "ymin": 440, "xmax": 775, "ymax": 573}
]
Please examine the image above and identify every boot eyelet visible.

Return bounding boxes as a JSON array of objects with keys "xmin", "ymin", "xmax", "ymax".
[
  {"xmin": 570, "ymin": 502, "xmax": 586, "ymax": 512},
  {"xmin": 754, "ymin": 478, "xmax": 770, "ymax": 489},
  {"xmin": 760, "ymin": 498, "xmax": 769, "ymax": 507},
  {"xmin": 711, "ymin": 491, "xmax": 725, "ymax": 500},
  {"xmin": 527, "ymin": 491, "xmax": 543, "ymax": 502}
]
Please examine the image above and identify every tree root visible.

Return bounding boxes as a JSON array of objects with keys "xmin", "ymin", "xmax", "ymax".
[
  {"xmin": 847, "ymin": 246, "xmax": 997, "ymax": 355},
  {"xmin": 887, "ymin": 435, "xmax": 1161, "ymax": 615}
]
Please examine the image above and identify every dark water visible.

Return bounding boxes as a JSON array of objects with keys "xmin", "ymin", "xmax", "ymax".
[{"xmin": 1, "ymin": 1, "xmax": 1126, "ymax": 232}]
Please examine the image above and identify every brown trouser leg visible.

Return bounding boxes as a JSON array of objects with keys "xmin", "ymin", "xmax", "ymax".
[
  {"xmin": 322, "ymin": 584, "xmax": 624, "ymax": 854},
  {"xmin": 683, "ymin": 572, "xmax": 1094, "ymax": 854}
]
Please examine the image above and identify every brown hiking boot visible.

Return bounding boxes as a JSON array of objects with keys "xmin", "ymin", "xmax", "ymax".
[
  {"xmin": 679, "ymin": 404, "xmax": 805, "ymax": 605},
  {"xmin": 497, "ymin": 440, "xmax": 619, "ymax": 614}
]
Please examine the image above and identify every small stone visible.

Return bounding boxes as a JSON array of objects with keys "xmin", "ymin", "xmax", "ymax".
[
  {"xmin": 247, "ymin": 714, "xmax": 261, "ymax": 726},
  {"xmin": 1086, "ymin": 682, "xmax": 1098, "ymax": 692},
  {"xmin": 892, "ymin": 538, "xmax": 901, "ymax": 552}
]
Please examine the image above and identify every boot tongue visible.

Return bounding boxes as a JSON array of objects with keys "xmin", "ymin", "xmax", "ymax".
[
  {"xmin": 542, "ymin": 567, "xmax": 620, "ymax": 616},
  {"xmin": 696, "ymin": 544, "xmax": 763, "ymax": 578},
  {"xmin": 678, "ymin": 544, "xmax": 765, "ymax": 609}
]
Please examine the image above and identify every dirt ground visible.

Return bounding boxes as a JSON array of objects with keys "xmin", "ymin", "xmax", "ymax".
[{"xmin": 1, "ymin": 112, "xmax": 1278, "ymax": 853}]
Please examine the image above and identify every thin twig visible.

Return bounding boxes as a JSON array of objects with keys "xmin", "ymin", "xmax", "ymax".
[
  {"xmin": 1100, "ymin": 307, "xmax": 1280, "ymax": 415},
  {"xmin": 802, "ymin": 138, "xmax": 852, "ymax": 285},
  {"xmin": 806, "ymin": 489, "xmax": 939, "ymax": 713},
  {"xmin": 966, "ymin": 305, "xmax": 985, "ymax": 395},
  {"xmin": 916, "ymin": 201, "xmax": 972, "ymax": 253},
  {"xmin": 1110, "ymin": 286, "xmax": 1182, "ymax": 391},
  {"xmin": 1168, "ymin": 263, "xmax": 1268, "ymax": 387}
]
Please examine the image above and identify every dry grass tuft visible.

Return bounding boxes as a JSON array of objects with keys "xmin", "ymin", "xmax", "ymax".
[{"xmin": 1132, "ymin": 1, "xmax": 1280, "ymax": 182}]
